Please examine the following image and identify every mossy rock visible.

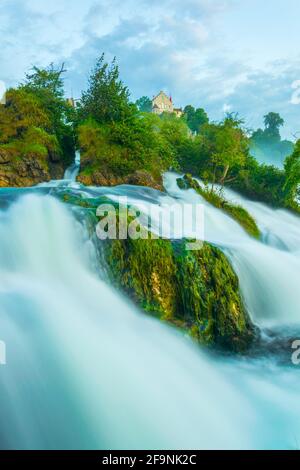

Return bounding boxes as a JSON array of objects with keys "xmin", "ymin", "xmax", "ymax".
[
  {"xmin": 173, "ymin": 242, "xmax": 255, "ymax": 351},
  {"xmin": 61, "ymin": 192, "xmax": 256, "ymax": 352},
  {"xmin": 177, "ymin": 174, "xmax": 260, "ymax": 239},
  {"xmin": 105, "ymin": 235, "xmax": 256, "ymax": 352}
]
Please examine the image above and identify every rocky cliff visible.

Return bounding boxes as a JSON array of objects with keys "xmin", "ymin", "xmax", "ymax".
[{"xmin": 0, "ymin": 147, "xmax": 65, "ymax": 187}]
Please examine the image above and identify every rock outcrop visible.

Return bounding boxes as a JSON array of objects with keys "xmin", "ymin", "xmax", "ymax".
[
  {"xmin": 61, "ymin": 192, "xmax": 257, "ymax": 353},
  {"xmin": 105, "ymin": 237, "xmax": 256, "ymax": 352},
  {"xmin": 78, "ymin": 169, "xmax": 163, "ymax": 190},
  {"xmin": 0, "ymin": 150, "xmax": 64, "ymax": 187}
]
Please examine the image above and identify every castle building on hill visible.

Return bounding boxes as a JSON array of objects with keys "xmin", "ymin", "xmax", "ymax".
[{"xmin": 152, "ymin": 91, "xmax": 183, "ymax": 117}]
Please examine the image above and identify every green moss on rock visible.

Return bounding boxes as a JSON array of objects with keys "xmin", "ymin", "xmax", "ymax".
[
  {"xmin": 60, "ymin": 193, "xmax": 256, "ymax": 352},
  {"xmin": 106, "ymin": 237, "xmax": 178, "ymax": 320},
  {"xmin": 173, "ymin": 242, "xmax": 254, "ymax": 350},
  {"xmin": 105, "ymin": 235, "xmax": 255, "ymax": 352},
  {"xmin": 177, "ymin": 174, "xmax": 260, "ymax": 239}
]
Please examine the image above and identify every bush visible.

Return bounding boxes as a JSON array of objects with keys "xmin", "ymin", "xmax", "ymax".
[{"xmin": 78, "ymin": 112, "xmax": 189, "ymax": 183}]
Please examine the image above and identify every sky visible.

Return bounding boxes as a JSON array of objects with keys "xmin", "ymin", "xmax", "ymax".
[{"xmin": 0, "ymin": 0, "xmax": 299, "ymax": 139}]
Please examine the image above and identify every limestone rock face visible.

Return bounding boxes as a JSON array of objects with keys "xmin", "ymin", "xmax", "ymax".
[
  {"xmin": 0, "ymin": 153, "xmax": 64, "ymax": 187},
  {"xmin": 0, "ymin": 148, "xmax": 12, "ymax": 164},
  {"xmin": 78, "ymin": 169, "xmax": 163, "ymax": 190},
  {"xmin": 125, "ymin": 170, "xmax": 163, "ymax": 190}
]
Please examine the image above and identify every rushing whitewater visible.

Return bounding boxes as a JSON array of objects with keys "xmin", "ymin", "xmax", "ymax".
[
  {"xmin": 113, "ymin": 172, "xmax": 300, "ymax": 328},
  {"xmin": 0, "ymin": 172, "xmax": 300, "ymax": 449},
  {"xmin": 63, "ymin": 151, "xmax": 81, "ymax": 182}
]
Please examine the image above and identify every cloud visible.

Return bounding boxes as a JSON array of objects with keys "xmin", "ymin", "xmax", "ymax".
[
  {"xmin": 220, "ymin": 61, "xmax": 300, "ymax": 139},
  {"xmin": 0, "ymin": 0, "xmax": 91, "ymax": 85},
  {"xmin": 222, "ymin": 103, "xmax": 232, "ymax": 113},
  {"xmin": 68, "ymin": 0, "xmax": 234, "ymax": 98},
  {"xmin": 291, "ymin": 80, "xmax": 300, "ymax": 105},
  {"xmin": 0, "ymin": 0, "xmax": 299, "ymax": 138}
]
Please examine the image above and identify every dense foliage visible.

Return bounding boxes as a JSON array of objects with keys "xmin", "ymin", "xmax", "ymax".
[
  {"xmin": 1, "ymin": 53, "xmax": 299, "ymax": 214},
  {"xmin": 78, "ymin": 114, "xmax": 179, "ymax": 181},
  {"xmin": 21, "ymin": 64, "xmax": 75, "ymax": 167},
  {"xmin": 135, "ymin": 96, "xmax": 152, "ymax": 113},
  {"xmin": 183, "ymin": 105, "xmax": 209, "ymax": 133},
  {"xmin": 0, "ymin": 87, "xmax": 59, "ymax": 159},
  {"xmin": 177, "ymin": 110, "xmax": 298, "ymax": 211},
  {"xmin": 283, "ymin": 140, "xmax": 300, "ymax": 210},
  {"xmin": 0, "ymin": 64, "xmax": 75, "ymax": 186},
  {"xmin": 77, "ymin": 55, "xmax": 191, "ymax": 183}
]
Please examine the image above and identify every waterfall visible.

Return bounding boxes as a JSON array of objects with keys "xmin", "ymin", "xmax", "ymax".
[
  {"xmin": 0, "ymin": 179, "xmax": 299, "ymax": 449},
  {"xmin": 112, "ymin": 172, "xmax": 300, "ymax": 328},
  {"xmin": 64, "ymin": 151, "xmax": 81, "ymax": 182},
  {"xmin": 163, "ymin": 173, "xmax": 300, "ymax": 328}
]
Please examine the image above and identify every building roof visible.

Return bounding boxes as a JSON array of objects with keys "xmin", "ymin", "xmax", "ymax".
[{"xmin": 152, "ymin": 90, "xmax": 171, "ymax": 102}]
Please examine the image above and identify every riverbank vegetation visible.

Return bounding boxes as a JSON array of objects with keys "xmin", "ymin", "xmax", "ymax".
[
  {"xmin": 76, "ymin": 54, "xmax": 186, "ymax": 187},
  {"xmin": 75, "ymin": 54, "xmax": 300, "ymax": 214},
  {"xmin": 0, "ymin": 64, "xmax": 75, "ymax": 186},
  {"xmin": 1, "ymin": 53, "xmax": 300, "ymax": 217}
]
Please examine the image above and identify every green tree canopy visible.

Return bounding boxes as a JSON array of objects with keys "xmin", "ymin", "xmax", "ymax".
[
  {"xmin": 0, "ymin": 87, "xmax": 62, "ymax": 167},
  {"xmin": 200, "ymin": 114, "xmax": 248, "ymax": 186},
  {"xmin": 183, "ymin": 105, "xmax": 208, "ymax": 133},
  {"xmin": 263, "ymin": 112, "xmax": 284, "ymax": 136},
  {"xmin": 135, "ymin": 96, "xmax": 152, "ymax": 113},
  {"xmin": 21, "ymin": 63, "xmax": 75, "ymax": 165},
  {"xmin": 283, "ymin": 140, "xmax": 300, "ymax": 205},
  {"xmin": 0, "ymin": 88, "xmax": 50, "ymax": 143},
  {"xmin": 79, "ymin": 54, "xmax": 134, "ymax": 124}
]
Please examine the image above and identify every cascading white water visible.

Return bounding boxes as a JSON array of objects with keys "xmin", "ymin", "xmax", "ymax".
[
  {"xmin": 108, "ymin": 172, "xmax": 300, "ymax": 328},
  {"xmin": 0, "ymin": 178, "xmax": 300, "ymax": 449},
  {"xmin": 64, "ymin": 151, "xmax": 81, "ymax": 182},
  {"xmin": 162, "ymin": 172, "xmax": 300, "ymax": 328}
]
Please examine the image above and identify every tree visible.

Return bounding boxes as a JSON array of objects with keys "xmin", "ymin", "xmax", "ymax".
[
  {"xmin": 283, "ymin": 140, "xmax": 300, "ymax": 205},
  {"xmin": 79, "ymin": 53, "xmax": 134, "ymax": 124},
  {"xmin": 263, "ymin": 112, "xmax": 284, "ymax": 136},
  {"xmin": 0, "ymin": 88, "xmax": 50, "ymax": 143},
  {"xmin": 183, "ymin": 105, "xmax": 195, "ymax": 122},
  {"xmin": 135, "ymin": 96, "xmax": 152, "ymax": 113},
  {"xmin": 0, "ymin": 87, "xmax": 62, "ymax": 167},
  {"xmin": 22, "ymin": 63, "xmax": 73, "ymax": 129},
  {"xmin": 262, "ymin": 112, "xmax": 284, "ymax": 145},
  {"xmin": 183, "ymin": 105, "xmax": 208, "ymax": 133},
  {"xmin": 22, "ymin": 63, "xmax": 75, "ymax": 165},
  {"xmin": 200, "ymin": 114, "xmax": 248, "ymax": 186},
  {"xmin": 250, "ymin": 112, "xmax": 293, "ymax": 167}
]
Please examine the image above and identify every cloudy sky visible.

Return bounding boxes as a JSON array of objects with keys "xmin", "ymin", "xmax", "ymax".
[{"xmin": 0, "ymin": 0, "xmax": 300, "ymax": 138}]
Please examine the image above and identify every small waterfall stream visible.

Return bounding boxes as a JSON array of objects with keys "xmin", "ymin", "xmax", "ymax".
[{"xmin": 63, "ymin": 151, "xmax": 81, "ymax": 182}]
